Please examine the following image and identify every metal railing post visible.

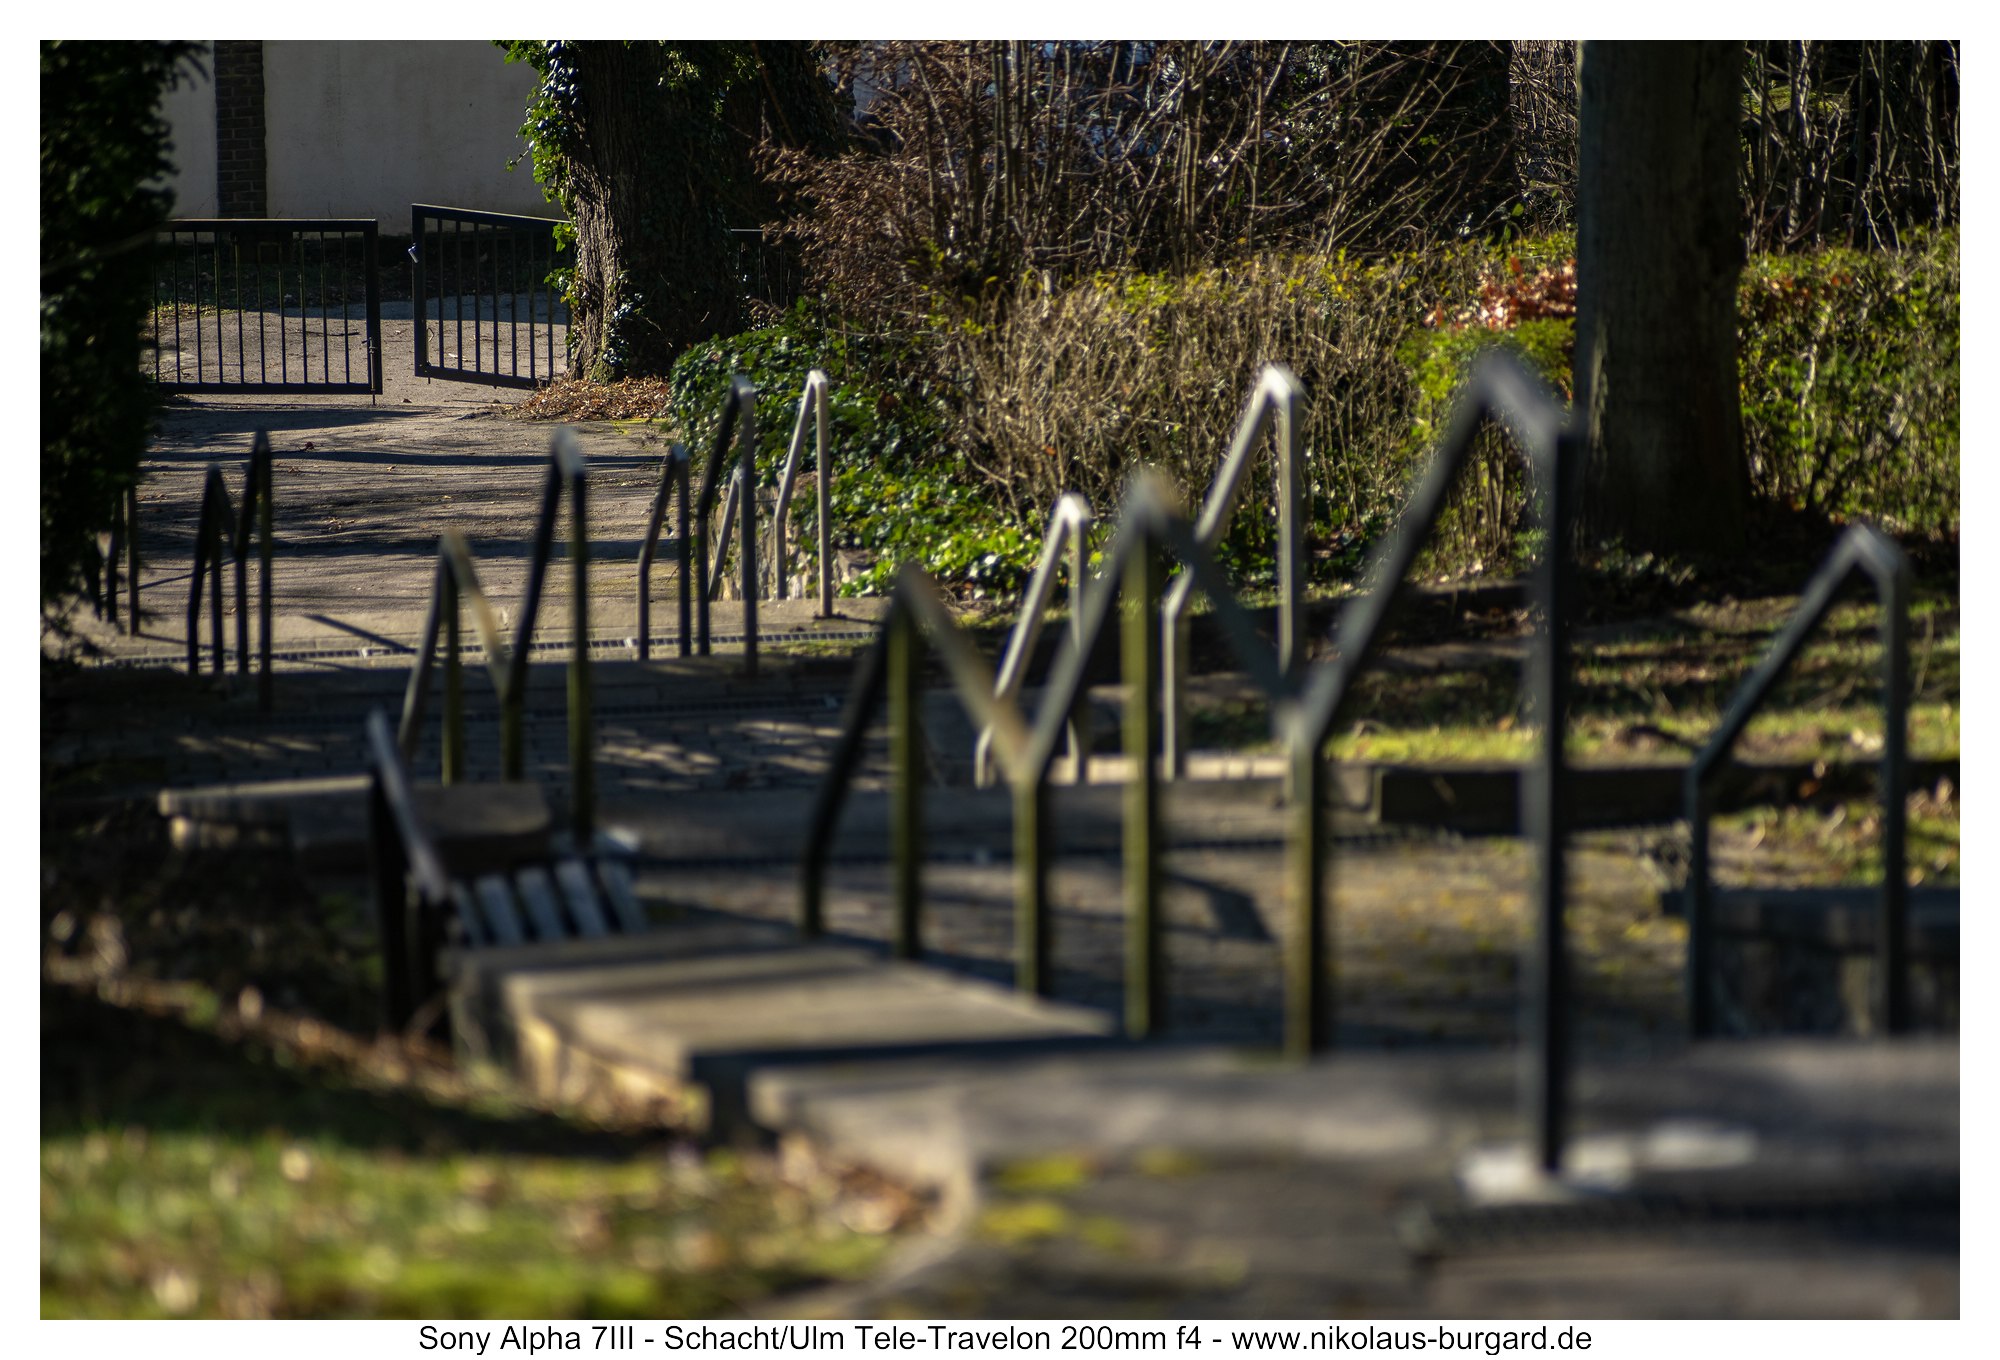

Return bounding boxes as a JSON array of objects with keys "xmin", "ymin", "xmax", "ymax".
[
  {"xmin": 1162, "ymin": 364, "xmax": 1305, "ymax": 776},
  {"xmin": 256, "ymin": 436, "xmax": 273, "ymax": 711},
  {"xmin": 816, "ymin": 379, "xmax": 833, "ymax": 617},
  {"xmin": 1684, "ymin": 524, "xmax": 1913, "ymax": 1039},
  {"xmin": 889, "ymin": 608, "xmax": 923, "ymax": 959},
  {"xmin": 1285, "ymin": 735, "xmax": 1329, "ymax": 1059},
  {"xmin": 125, "ymin": 483, "xmax": 141, "ymax": 637},
  {"xmin": 1014, "ymin": 777, "xmax": 1051, "ymax": 996},
  {"xmin": 772, "ymin": 370, "xmax": 829, "ymax": 603},
  {"xmin": 738, "ymin": 388, "xmax": 759, "ymax": 679},
  {"xmin": 976, "ymin": 493, "xmax": 1093, "ymax": 788},
  {"xmin": 1123, "ymin": 536, "xmax": 1164, "ymax": 1039},
  {"xmin": 443, "ymin": 572, "xmax": 464, "ymax": 785},
  {"xmin": 677, "ymin": 451, "xmax": 692, "ymax": 656},
  {"xmin": 568, "ymin": 448, "xmax": 594, "ymax": 841},
  {"xmin": 1523, "ymin": 424, "xmax": 1579, "ymax": 1174}
]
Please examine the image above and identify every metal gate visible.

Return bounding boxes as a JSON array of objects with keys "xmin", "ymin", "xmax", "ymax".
[
  {"xmin": 411, "ymin": 204, "xmax": 571, "ymax": 388},
  {"xmin": 151, "ymin": 219, "xmax": 383, "ymax": 394}
]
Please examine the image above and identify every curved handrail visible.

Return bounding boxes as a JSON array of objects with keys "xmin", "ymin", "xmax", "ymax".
[
  {"xmin": 1683, "ymin": 524, "xmax": 1911, "ymax": 1039},
  {"xmin": 770, "ymin": 369, "xmax": 834, "ymax": 614},
  {"xmin": 184, "ymin": 431, "xmax": 275, "ymax": 710},
  {"xmin": 1163, "ymin": 363, "xmax": 1305, "ymax": 775},
  {"xmin": 801, "ymin": 473, "xmax": 1278, "ymax": 1029},
  {"xmin": 801, "ymin": 351, "xmax": 1581, "ymax": 1173},
  {"xmin": 691, "ymin": 375, "xmax": 759, "ymax": 675},
  {"xmin": 635, "ymin": 443, "xmax": 692, "ymax": 660},
  {"xmin": 398, "ymin": 428, "xmax": 596, "ymax": 840},
  {"xmin": 974, "ymin": 492, "xmax": 1093, "ymax": 788}
]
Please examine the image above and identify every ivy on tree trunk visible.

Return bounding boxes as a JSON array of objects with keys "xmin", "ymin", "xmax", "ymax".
[{"xmin": 504, "ymin": 40, "xmax": 839, "ymax": 381}]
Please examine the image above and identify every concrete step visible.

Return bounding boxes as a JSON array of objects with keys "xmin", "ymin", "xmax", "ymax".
[{"xmin": 447, "ymin": 914, "xmax": 1116, "ymax": 1134}]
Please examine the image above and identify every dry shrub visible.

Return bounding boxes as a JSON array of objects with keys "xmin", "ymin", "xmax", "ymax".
[{"xmin": 958, "ymin": 249, "xmax": 1488, "ymax": 560}]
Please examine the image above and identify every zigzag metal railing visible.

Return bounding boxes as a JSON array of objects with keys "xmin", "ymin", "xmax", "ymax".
[
  {"xmin": 800, "ymin": 350, "xmax": 1580, "ymax": 1171},
  {"xmin": 398, "ymin": 429, "xmax": 595, "ymax": 841},
  {"xmin": 637, "ymin": 371, "xmax": 835, "ymax": 660},
  {"xmin": 1284, "ymin": 351, "xmax": 1576, "ymax": 1172},
  {"xmin": 1684, "ymin": 524, "xmax": 1911, "ymax": 1039},
  {"xmin": 801, "ymin": 475, "xmax": 1280, "ymax": 1027},
  {"xmin": 771, "ymin": 368, "xmax": 835, "ymax": 615},
  {"xmin": 184, "ymin": 430, "xmax": 275, "ymax": 710},
  {"xmin": 91, "ymin": 483, "xmax": 142, "ymax": 638},
  {"xmin": 974, "ymin": 492, "xmax": 1093, "ymax": 789},
  {"xmin": 1164, "ymin": 364, "xmax": 1305, "ymax": 775},
  {"xmin": 635, "ymin": 442, "xmax": 692, "ymax": 660},
  {"xmin": 692, "ymin": 376, "xmax": 759, "ymax": 675}
]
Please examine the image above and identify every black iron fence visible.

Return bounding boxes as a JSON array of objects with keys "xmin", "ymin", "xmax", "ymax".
[
  {"xmin": 151, "ymin": 220, "xmax": 382, "ymax": 394},
  {"xmin": 412, "ymin": 204, "xmax": 570, "ymax": 388}
]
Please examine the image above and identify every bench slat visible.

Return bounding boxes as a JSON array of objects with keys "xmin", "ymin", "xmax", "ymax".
[
  {"xmin": 474, "ymin": 874, "xmax": 528, "ymax": 946},
  {"xmin": 451, "ymin": 884, "xmax": 489, "ymax": 947},
  {"xmin": 513, "ymin": 866, "xmax": 568, "ymax": 941},
  {"xmin": 594, "ymin": 858, "xmax": 651, "ymax": 934},
  {"xmin": 554, "ymin": 859, "xmax": 611, "ymax": 937}
]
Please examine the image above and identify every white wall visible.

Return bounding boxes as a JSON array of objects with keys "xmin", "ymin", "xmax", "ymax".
[
  {"xmin": 264, "ymin": 41, "xmax": 555, "ymax": 225},
  {"xmin": 158, "ymin": 51, "xmax": 217, "ymax": 217}
]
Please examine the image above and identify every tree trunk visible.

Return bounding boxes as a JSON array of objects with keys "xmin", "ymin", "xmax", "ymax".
[
  {"xmin": 561, "ymin": 41, "xmax": 838, "ymax": 380},
  {"xmin": 1575, "ymin": 41, "xmax": 1748, "ymax": 558}
]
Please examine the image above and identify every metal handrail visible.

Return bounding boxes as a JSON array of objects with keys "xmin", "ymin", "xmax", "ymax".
[
  {"xmin": 1281, "ymin": 352, "xmax": 1574, "ymax": 1174},
  {"xmin": 93, "ymin": 483, "xmax": 141, "ymax": 637},
  {"xmin": 1684, "ymin": 524, "xmax": 1911, "ymax": 1039},
  {"xmin": 635, "ymin": 443, "xmax": 693, "ymax": 660},
  {"xmin": 770, "ymin": 369, "xmax": 835, "ymax": 614},
  {"xmin": 184, "ymin": 431, "xmax": 275, "ymax": 710},
  {"xmin": 1163, "ymin": 364, "xmax": 1306, "ymax": 775},
  {"xmin": 690, "ymin": 375, "xmax": 759, "ymax": 676},
  {"xmin": 800, "ymin": 351, "xmax": 1581, "ymax": 1173},
  {"xmin": 398, "ymin": 428, "xmax": 596, "ymax": 840},
  {"xmin": 802, "ymin": 474, "xmax": 1282, "ymax": 1032},
  {"xmin": 974, "ymin": 492, "xmax": 1093, "ymax": 788}
]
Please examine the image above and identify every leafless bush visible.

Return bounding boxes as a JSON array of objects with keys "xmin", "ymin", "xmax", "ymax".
[
  {"xmin": 766, "ymin": 41, "xmax": 1518, "ymax": 332},
  {"xmin": 959, "ymin": 250, "xmax": 1488, "ymax": 548}
]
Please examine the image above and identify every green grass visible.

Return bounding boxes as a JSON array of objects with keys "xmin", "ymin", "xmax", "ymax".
[
  {"xmin": 1190, "ymin": 592, "xmax": 1960, "ymax": 768},
  {"xmin": 40, "ymin": 811, "xmax": 911, "ymax": 1319}
]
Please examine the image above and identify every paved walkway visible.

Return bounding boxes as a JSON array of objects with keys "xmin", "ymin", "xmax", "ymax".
[{"xmin": 42, "ymin": 386, "xmax": 1961, "ymax": 1319}]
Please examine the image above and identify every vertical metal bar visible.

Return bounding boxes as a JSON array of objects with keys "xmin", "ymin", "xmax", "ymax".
[
  {"xmin": 889, "ymin": 609, "xmax": 923, "ymax": 959},
  {"xmin": 193, "ymin": 234, "xmax": 206, "ymax": 382},
  {"xmin": 1879, "ymin": 566, "xmax": 1910, "ymax": 1034},
  {"xmin": 318, "ymin": 230, "xmax": 330, "ymax": 384},
  {"xmin": 508, "ymin": 228, "xmax": 520, "ymax": 381},
  {"xmin": 1686, "ymin": 779, "xmax": 1716, "ymax": 1038},
  {"xmin": 444, "ymin": 575, "xmax": 464, "ymax": 785},
  {"xmin": 413, "ymin": 212, "xmax": 429, "ymax": 377},
  {"xmin": 257, "ymin": 441, "xmax": 273, "ymax": 712},
  {"xmin": 568, "ymin": 457, "xmax": 595, "ymax": 842},
  {"xmin": 256, "ymin": 234, "xmax": 268, "ymax": 385},
  {"xmin": 170, "ymin": 234, "xmax": 184, "ymax": 385},
  {"xmin": 1123, "ymin": 538, "xmax": 1164, "ymax": 1038},
  {"xmin": 364, "ymin": 223, "xmax": 382, "ymax": 396},
  {"xmin": 234, "ymin": 483, "xmax": 249, "ymax": 675},
  {"xmin": 1276, "ymin": 375, "xmax": 1303, "ymax": 680},
  {"xmin": 233, "ymin": 235, "xmax": 246, "ymax": 385},
  {"xmin": 206, "ymin": 490, "xmax": 224, "ymax": 673},
  {"xmin": 816, "ymin": 386, "xmax": 833, "ymax": 618},
  {"xmin": 739, "ymin": 390, "xmax": 759, "ymax": 678},
  {"xmin": 185, "ymin": 518, "xmax": 201, "ymax": 674},
  {"xmin": 1523, "ymin": 427, "xmax": 1576, "ymax": 1175},
  {"xmin": 676, "ymin": 453, "xmax": 692, "ymax": 657},
  {"xmin": 454, "ymin": 219, "xmax": 465, "ymax": 372},
  {"xmin": 1014, "ymin": 777, "xmax": 1051, "ymax": 995},
  {"xmin": 370, "ymin": 774, "xmax": 416, "ymax": 1031},
  {"xmin": 125, "ymin": 484, "xmax": 140, "ymax": 636},
  {"xmin": 1286, "ymin": 739, "xmax": 1329, "ymax": 1058},
  {"xmin": 340, "ymin": 231, "xmax": 351, "ymax": 386}
]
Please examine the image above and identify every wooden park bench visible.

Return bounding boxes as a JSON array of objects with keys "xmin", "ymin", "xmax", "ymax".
[{"xmin": 364, "ymin": 709, "xmax": 650, "ymax": 1034}]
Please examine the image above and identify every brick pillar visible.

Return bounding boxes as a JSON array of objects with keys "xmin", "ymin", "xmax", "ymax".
[{"xmin": 214, "ymin": 41, "xmax": 267, "ymax": 217}]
